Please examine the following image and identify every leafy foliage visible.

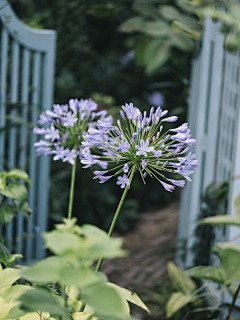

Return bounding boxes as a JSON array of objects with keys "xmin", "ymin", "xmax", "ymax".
[
  {"xmin": 0, "ymin": 218, "xmax": 149, "ymax": 320},
  {"xmin": 191, "ymin": 181, "xmax": 229, "ymax": 266},
  {"xmin": 0, "ymin": 169, "xmax": 32, "ymax": 265}
]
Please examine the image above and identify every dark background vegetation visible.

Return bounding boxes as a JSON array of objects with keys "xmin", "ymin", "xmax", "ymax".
[{"xmin": 12, "ymin": 0, "xmax": 192, "ymax": 232}]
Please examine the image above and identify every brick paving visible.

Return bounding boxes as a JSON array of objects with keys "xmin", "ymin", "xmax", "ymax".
[{"xmin": 101, "ymin": 201, "xmax": 180, "ymax": 319}]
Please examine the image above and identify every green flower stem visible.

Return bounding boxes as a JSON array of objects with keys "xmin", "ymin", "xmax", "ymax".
[
  {"xmin": 79, "ymin": 165, "xmax": 136, "ymax": 312},
  {"xmin": 226, "ymin": 283, "xmax": 240, "ymax": 320},
  {"xmin": 67, "ymin": 145, "xmax": 78, "ymax": 220}
]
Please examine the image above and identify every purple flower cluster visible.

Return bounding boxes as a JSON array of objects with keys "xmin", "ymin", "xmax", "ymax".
[
  {"xmin": 80, "ymin": 102, "xmax": 198, "ymax": 192},
  {"xmin": 33, "ymin": 98, "xmax": 112, "ymax": 165}
]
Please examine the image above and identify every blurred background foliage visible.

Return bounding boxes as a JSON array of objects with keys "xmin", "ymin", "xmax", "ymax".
[{"xmin": 10, "ymin": 0, "xmax": 240, "ymax": 232}]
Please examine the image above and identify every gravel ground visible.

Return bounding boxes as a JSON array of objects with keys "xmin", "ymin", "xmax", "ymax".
[{"xmin": 101, "ymin": 201, "xmax": 180, "ymax": 319}]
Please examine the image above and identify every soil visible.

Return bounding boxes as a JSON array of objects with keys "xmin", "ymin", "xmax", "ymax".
[{"xmin": 101, "ymin": 201, "xmax": 180, "ymax": 320}]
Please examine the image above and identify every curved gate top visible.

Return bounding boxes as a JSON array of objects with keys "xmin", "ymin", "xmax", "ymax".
[{"xmin": 0, "ymin": 0, "xmax": 57, "ymax": 262}]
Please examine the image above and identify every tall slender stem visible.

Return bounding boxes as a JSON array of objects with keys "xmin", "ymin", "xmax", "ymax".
[
  {"xmin": 226, "ymin": 283, "xmax": 240, "ymax": 320},
  {"xmin": 79, "ymin": 165, "xmax": 136, "ymax": 312},
  {"xmin": 67, "ymin": 145, "xmax": 78, "ymax": 220}
]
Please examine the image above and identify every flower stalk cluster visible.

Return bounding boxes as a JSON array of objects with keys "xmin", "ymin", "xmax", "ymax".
[
  {"xmin": 81, "ymin": 103, "xmax": 198, "ymax": 192},
  {"xmin": 33, "ymin": 98, "xmax": 112, "ymax": 167}
]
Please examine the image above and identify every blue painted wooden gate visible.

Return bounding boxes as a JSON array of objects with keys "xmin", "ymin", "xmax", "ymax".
[{"xmin": 0, "ymin": 0, "xmax": 57, "ymax": 262}]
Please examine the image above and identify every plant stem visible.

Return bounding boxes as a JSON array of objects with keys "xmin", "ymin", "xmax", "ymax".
[
  {"xmin": 67, "ymin": 145, "xmax": 78, "ymax": 220},
  {"xmin": 79, "ymin": 165, "xmax": 136, "ymax": 312},
  {"xmin": 226, "ymin": 283, "xmax": 240, "ymax": 320}
]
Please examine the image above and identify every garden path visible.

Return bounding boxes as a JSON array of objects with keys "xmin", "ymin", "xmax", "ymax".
[{"xmin": 101, "ymin": 201, "xmax": 179, "ymax": 320}]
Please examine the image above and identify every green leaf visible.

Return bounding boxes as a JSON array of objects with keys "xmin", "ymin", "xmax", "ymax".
[
  {"xmin": 0, "ymin": 296, "xmax": 10, "ymax": 320},
  {"xmin": 133, "ymin": 2, "xmax": 156, "ymax": 18},
  {"xmin": 159, "ymin": 5, "xmax": 181, "ymax": 20},
  {"xmin": 21, "ymin": 256, "xmax": 65, "ymax": 284},
  {"xmin": 187, "ymin": 266, "xmax": 226, "ymax": 284},
  {"xmin": 0, "ymin": 183, "xmax": 28, "ymax": 205},
  {"xmin": 142, "ymin": 20, "xmax": 171, "ymax": 37},
  {"xmin": 81, "ymin": 224, "xmax": 127, "ymax": 261},
  {"xmin": 119, "ymin": 17, "xmax": 145, "ymax": 33},
  {"xmin": 0, "ymin": 266, "xmax": 20, "ymax": 294},
  {"xmin": 108, "ymin": 283, "xmax": 150, "ymax": 314},
  {"xmin": 0, "ymin": 253, "xmax": 23, "ymax": 267},
  {"xmin": 167, "ymin": 262, "xmax": 197, "ymax": 295},
  {"xmin": 1, "ymin": 284, "xmax": 32, "ymax": 302},
  {"xmin": 234, "ymin": 193, "xmax": 240, "ymax": 215},
  {"xmin": 14, "ymin": 200, "xmax": 32, "ymax": 217},
  {"xmin": 213, "ymin": 241, "xmax": 240, "ymax": 254},
  {"xmin": 82, "ymin": 283, "xmax": 131, "ymax": 320},
  {"xmin": 171, "ymin": 32, "xmax": 195, "ymax": 51},
  {"xmin": 145, "ymin": 44, "xmax": 170, "ymax": 74},
  {"xmin": 166, "ymin": 292, "xmax": 192, "ymax": 318},
  {"xmin": 44, "ymin": 230, "xmax": 83, "ymax": 255},
  {"xmin": 219, "ymin": 249, "xmax": 240, "ymax": 285},
  {"xmin": 0, "ymin": 204, "xmax": 15, "ymax": 225},
  {"xmin": 172, "ymin": 20, "xmax": 201, "ymax": 39},
  {"xmin": 0, "ymin": 172, "xmax": 7, "ymax": 191},
  {"xmin": 7, "ymin": 169, "xmax": 32, "ymax": 186},
  {"xmin": 199, "ymin": 215, "xmax": 240, "ymax": 226},
  {"xmin": 17, "ymin": 287, "xmax": 73, "ymax": 319},
  {"xmin": 58, "ymin": 266, "xmax": 105, "ymax": 288},
  {"xmin": 224, "ymin": 34, "xmax": 240, "ymax": 53}
]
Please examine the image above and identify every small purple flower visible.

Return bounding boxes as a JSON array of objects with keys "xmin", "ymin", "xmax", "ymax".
[
  {"xmin": 141, "ymin": 160, "xmax": 148, "ymax": 170},
  {"xmin": 38, "ymin": 112, "xmax": 50, "ymax": 125},
  {"xmin": 162, "ymin": 116, "xmax": 178, "ymax": 122},
  {"xmin": 122, "ymin": 103, "xmax": 141, "ymax": 120},
  {"xmin": 120, "ymin": 110, "xmax": 126, "ymax": 120},
  {"xmin": 45, "ymin": 125, "xmax": 60, "ymax": 142},
  {"xmin": 117, "ymin": 140, "xmax": 130, "ymax": 153},
  {"xmin": 99, "ymin": 175, "xmax": 112, "ymax": 183},
  {"xmin": 123, "ymin": 163, "xmax": 129, "ymax": 173},
  {"xmin": 136, "ymin": 139, "xmax": 154, "ymax": 157},
  {"xmin": 53, "ymin": 146, "xmax": 68, "ymax": 161},
  {"xmin": 160, "ymin": 181, "xmax": 175, "ymax": 192},
  {"xmin": 62, "ymin": 112, "xmax": 78, "ymax": 127},
  {"xmin": 116, "ymin": 174, "xmax": 130, "ymax": 189},
  {"xmin": 167, "ymin": 179, "xmax": 185, "ymax": 188},
  {"xmin": 93, "ymin": 170, "xmax": 109, "ymax": 179},
  {"xmin": 33, "ymin": 127, "xmax": 46, "ymax": 134},
  {"xmin": 153, "ymin": 150, "xmax": 162, "ymax": 158},
  {"xmin": 63, "ymin": 149, "xmax": 77, "ymax": 165}
]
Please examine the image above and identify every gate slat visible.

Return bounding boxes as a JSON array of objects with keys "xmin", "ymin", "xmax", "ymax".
[
  {"xmin": 0, "ymin": 28, "xmax": 8, "ymax": 170},
  {"xmin": 26, "ymin": 51, "xmax": 40, "ymax": 261}
]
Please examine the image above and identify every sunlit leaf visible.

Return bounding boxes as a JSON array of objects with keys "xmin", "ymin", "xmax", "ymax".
[
  {"xmin": 108, "ymin": 283, "xmax": 150, "ymax": 314},
  {"xmin": 0, "ymin": 253, "xmax": 23, "ymax": 267},
  {"xmin": 17, "ymin": 287, "xmax": 73, "ymax": 319},
  {"xmin": 219, "ymin": 249, "xmax": 240, "ymax": 285},
  {"xmin": 1, "ymin": 183, "xmax": 28, "ymax": 205},
  {"xmin": 166, "ymin": 292, "xmax": 192, "ymax": 318},
  {"xmin": 199, "ymin": 215, "xmax": 240, "ymax": 226},
  {"xmin": 188, "ymin": 266, "xmax": 225, "ymax": 283},
  {"xmin": 7, "ymin": 169, "xmax": 32, "ymax": 186},
  {"xmin": 0, "ymin": 266, "xmax": 20, "ymax": 295},
  {"xmin": 171, "ymin": 32, "xmax": 195, "ymax": 51},
  {"xmin": 145, "ymin": 44, "xmax": 170, "ymax": 74},
  {"xmin": 82, "ymin": 283, "xmax": 131, "ymax": 320},
  {"xmin": 167, "ymin": 262, "xmax": 197, "ymax": 294}
]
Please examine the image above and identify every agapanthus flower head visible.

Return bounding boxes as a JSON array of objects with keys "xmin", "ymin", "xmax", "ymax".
[
  {"xmin": 33, "ymin": 98, "xmax": 112, "ymax": 166},
  {"xmin": 80, "ymin": 102, "xmax": 198, "ymax": 192}
]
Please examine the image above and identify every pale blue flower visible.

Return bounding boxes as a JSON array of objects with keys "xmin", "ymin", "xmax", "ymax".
[
  {"xmin": 123, "ymin": 163, "xmax": 129, "ymax": 173},
  {"xmin": 136, "ymin": 139, "xmax": 154, "ymax": 157},
  {"xmin": 117, "ymin": 174, "xmax": 130, "ymax": 188},
  {"xmin": 34, "ymin": 98, "xmax": 112, "ymax": 166},
  {"xmin": 81, "ymin": 102, "xmax": 197, "ymax": 191}
]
